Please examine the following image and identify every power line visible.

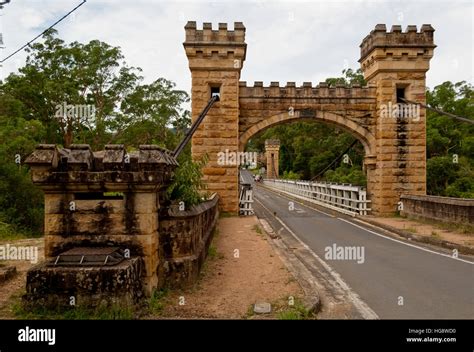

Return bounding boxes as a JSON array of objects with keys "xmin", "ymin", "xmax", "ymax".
[
  {"xmin": 0, "ymin": 0, "xmax": 87, "ymax": 63},
  {"xmin": 310, "ymin": 139, "xmax": 358, "ymax": 181},
  {"xmin": 0, "ymin": 1, "xmax": 11, "ymax": 9},
  {"xmin": 400, "ymin": 97, "xmax": 474, "ymax": 126}
]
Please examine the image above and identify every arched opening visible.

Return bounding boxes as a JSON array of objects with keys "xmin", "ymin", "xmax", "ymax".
[
  {"xmin": 238, "ymin": 110, "xmax": 377, "ymax": 210},
  {"xmin": 239, "ymin": 111, "xmax": 375, "ymax": 156}
]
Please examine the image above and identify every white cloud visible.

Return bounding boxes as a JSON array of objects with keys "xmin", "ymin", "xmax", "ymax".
[{"xmin": 0, "ymin": 0, "xmax": 472, "ymax": 91}]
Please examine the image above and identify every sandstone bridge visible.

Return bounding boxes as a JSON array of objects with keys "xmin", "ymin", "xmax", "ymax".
[
  {"xmin": 184, "ymin": 21, "xmax": 435, "ymax": 215},
  {"xmin": 22, "ymin": 22, "xmax": 473, "ymax": 319}
]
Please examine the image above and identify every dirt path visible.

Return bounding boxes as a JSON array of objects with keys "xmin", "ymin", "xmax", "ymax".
[
  {"xmin": 156, "ymin": 216, "xmax": 304, "ymax": 319},
  {"xmin": 0, "ymin": 238, "xmax": 44, "ymax": 318},
  {"xmin": 0, "ymin": 218, "xmax": 304, "ymax": 319}
]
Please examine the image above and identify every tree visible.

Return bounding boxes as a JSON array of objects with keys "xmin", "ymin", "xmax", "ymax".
[
  {"xmin": 0, "ymin": 30, "xmax": 194, "ymax": 237},
  {"xmin": 3, "ymin": 29, "xmax": 143, "ymax": 148}
]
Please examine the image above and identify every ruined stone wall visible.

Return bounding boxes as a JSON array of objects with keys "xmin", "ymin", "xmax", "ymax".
[
  {"xmin": 158, "ymin": 195, "xmax": 219, "ymax": 288},
  {"xmin": 26, "ymin": 144, "xmax": 177, "ymax": 295},
  {"xmin": 25, "ymin": 143, "xmax": 220, "ymax": 307},
  {"xmin": 400, "ymin": 195, "xmax": 474, "ymax": 225}
]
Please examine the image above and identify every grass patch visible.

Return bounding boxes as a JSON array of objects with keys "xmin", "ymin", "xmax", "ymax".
[
  {"xmin": 276, "ymin": 297, "xmax": 314, "ymax": 320},
  {"xmin": 243, "ymin": 297, "xmax": 315, "ymax": 320},
  {"xmin": 148, "ymin": 289, "xmax": 169, "ymax": 315},
  {"xmin": 253, "ymin": 224, "xmax": 262, "ymax": 235},
  {"xmin": 219, "ymin": 212, "xmax": 237, "ymax": 218},
  {"xmin": 208, "ymin": 245, "xmax": 218, "ymax": 260},
  {"xmin": 405, "ymin": 227, "xmax": 418, "ymax": 234},
  {"xmin": 244, "ymin": 304, "xmax": 255, "ymax": 319},
  {"xmin": 399, "ymin": 216, "xmax": 474, "ymax": 236},
  {"xmin": 13, "ymin": 301, "xmax": 135, "ymax": 320},
  {"xmin": 431, "ymin": 231, "xmax": 441, "ymax": 238},
  {"xmin": 0, "ymin": 222, "xmax": 40, "ymax": 241}
]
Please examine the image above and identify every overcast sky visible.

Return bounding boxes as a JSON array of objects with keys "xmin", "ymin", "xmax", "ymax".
[{"xmin": 0, "ymin": 0, "xmax": 472, "ymax": 94}]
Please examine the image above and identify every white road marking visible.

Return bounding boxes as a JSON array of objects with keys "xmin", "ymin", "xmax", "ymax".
[
  {"xmin": 260, "ymin": 186, "xmax": 474, "ymax": 266},
  {"xmin": 255, "ymin": 196, "xmax": 379, "ymax": 320},
  {"xmin": 260, "ymin": 186, "xmax": 335, "ymax": 217},
  {"xmin": 338, "ymin": 218, "xmax": 474, "ymax": 266}
]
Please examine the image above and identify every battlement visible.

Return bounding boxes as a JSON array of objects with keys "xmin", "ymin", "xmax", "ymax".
[
  {"xmin": 360, "ymin": 24, "xmax": 435, "ymax": 61},
  {"xmin": 184, "ymin": 21, "xmax": 245, "ymax": 44},
  {"xmin": 184, "ymin": 22, "xmax": 247, "ymax": 62},
  {"xmin": 265, "ymin": 139, "xmax": 281, "ymax": 147},
  {"xmin": 239, "ymin": 81, "xmax": 376, "ymax": 99}
]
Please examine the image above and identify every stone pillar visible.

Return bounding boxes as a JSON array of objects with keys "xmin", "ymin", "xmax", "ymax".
[
  {"xmin": 26, "ymin": 144, "xmax": 178, "ymax": 297},
  {"xmin": 359, "ymin": 24, "xmax": 435, "ymax": 215},
  {"xmin": 265, "ymin": 139, "xmax": 280, "ymax": 179},
  {"xmin": 184, "ymin": 22, "xmax": 247, "ymax": 213}
]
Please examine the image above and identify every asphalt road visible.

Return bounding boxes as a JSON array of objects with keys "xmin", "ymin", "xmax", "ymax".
[{"xmin": 242, "ymin": 171, "xmax": 474, "ymax": 319}]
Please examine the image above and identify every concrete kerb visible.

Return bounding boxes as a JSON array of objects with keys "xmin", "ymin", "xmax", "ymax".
[{"xmin": 257, "ymin": 218, "xmax": 322, "ymax": 315}]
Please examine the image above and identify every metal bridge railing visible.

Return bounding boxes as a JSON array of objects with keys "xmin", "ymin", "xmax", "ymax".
[
  {"xmin": 263, "ymin": 179, "xmax": 371, "ymax": 216},
  {"xmin": 239, "ymin": 182, "xmax": 254, "ymax": 216}
]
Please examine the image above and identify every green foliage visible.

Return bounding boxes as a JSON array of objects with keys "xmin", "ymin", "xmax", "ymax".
[
  {"xmin": 167, "ymin": 154, "xmax": 209, "ymax": 208},
  {"xmin": 277, "ymin": 298, "xmax": 313, "ymax": 320},
  {"xmin": 13, "ymin": 302, "xmax": 134, "ymax": 320},
  {"xmin": 148, "ymin": 289, "xmax": 169, "ymax": 315},
  {"xmin": 282, "ymin": 170, "xmax": 300, "ymax": 180},
  {"xmin": 325, "ymin": 68, "xmax": 366, "ymax": 87},
  {"xmin": 426, "ymin": 81, "xmax": 474, "ymax": 197},
  {"xmin": 247, "ymin": 121, "xmax": 366, "ymax": 185},
  {"xmin": 0, "ymin": 30, "xmax": 192, "ymax": 235},
  {"xmin": 0, "ymin": 102, "xmax": 45, "ymax": 236},
  {"xmin": 324, "ymin": 166, "xmax": 367, "ymax": 186},
  {"xmin": 247, "ymin": 70, "xmax": 473, "ymax": 197}
]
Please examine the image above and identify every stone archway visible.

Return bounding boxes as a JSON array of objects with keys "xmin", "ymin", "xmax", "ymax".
[
  {"xmin": 239, "ymin": 110, "xmax": 377, "ymax": 201},
  {"xmin": 239, "ymin": 110, "xmax": 376, "ymax": 157},
  {"xmin": 184, "ymin": 21, "xmax": 435, "ymax": 215}
]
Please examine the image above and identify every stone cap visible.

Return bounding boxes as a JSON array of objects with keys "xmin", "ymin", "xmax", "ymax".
[
  {"xmin": 360, "ymin": 24, "xmax": 436, "ymax": 61},
  {"xmin": 138, "ymin": 145, "xmax": 179, "ymax": 169},
  {"xmin": 25, "ymin": 144, "xmax": 178, "ymax": 186},
  {"xmin": 265, "ymin": 139, "xmax": 281, "ymax": 147},
  {"xmin": 24, "ymin": 144, "xmax": 59, "ymax": 169}
]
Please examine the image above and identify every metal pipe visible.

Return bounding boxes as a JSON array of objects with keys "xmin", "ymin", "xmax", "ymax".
[{"xmin": 173, "ymin": 94, "xmax": 219, "ymax": 158}]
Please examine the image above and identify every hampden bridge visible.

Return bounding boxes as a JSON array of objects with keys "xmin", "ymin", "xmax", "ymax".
[
  {"xmin": 22, "ymin": 22, "xmax": 473, "ymax": 317},
  {"xmin": 185, "ymin": 21, "xmax": 434, "ymax": 215}
]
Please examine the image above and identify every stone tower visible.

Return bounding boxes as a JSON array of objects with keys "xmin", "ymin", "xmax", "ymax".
[
  {"xmin": 265, "ymin": 139, "xmax": 280, "ymax": 178},
  {"xmin": 359, "ymin": 24, "xmax": 435, "ymax": 214},
  {"xmin": 184, "ymin": 22, "xmax": 247, "ymax": 213}
]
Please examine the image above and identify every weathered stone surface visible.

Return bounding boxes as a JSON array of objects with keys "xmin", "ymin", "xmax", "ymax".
[
  {"xmin": 158, "ymin": 195, "xmax": 219, "ymax": 288},
  {"xmin": 0, "ymin": 265, "xmax": 17, "ymax": 284},
  {"xmin": 185, "ymin": 23, "xmax": 433, "ymax": 215},
  {"xmin": 23, "ymin": 258, "xmax": 144, "ymax": 309},
  {"xmin": 400, "ymin": 195, "xmax": 474, "ymax": 225},
  {"xmin": 265, "ymin": 139, "xmax": 280, "ymax": 178}
]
